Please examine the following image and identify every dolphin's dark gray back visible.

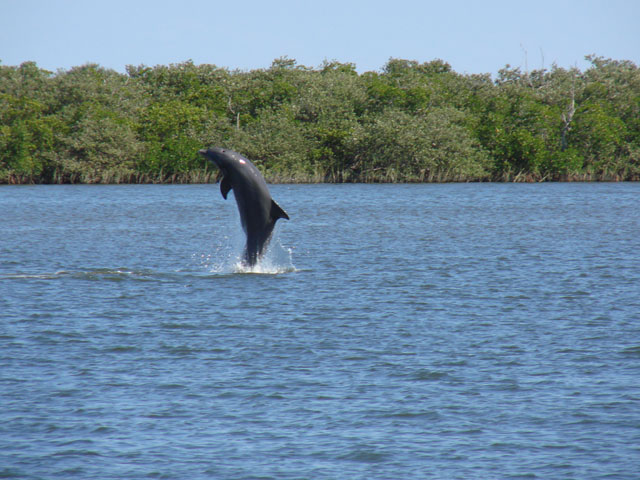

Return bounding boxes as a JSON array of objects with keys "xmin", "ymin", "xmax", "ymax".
[{"xmin": 198, "ymin": 147, "xmax": 289, "ymax": 266}]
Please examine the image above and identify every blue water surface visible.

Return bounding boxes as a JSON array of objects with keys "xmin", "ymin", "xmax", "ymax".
[{"xmin": 1, "ymin": 183, "xmax": 639, "ymax": 479}]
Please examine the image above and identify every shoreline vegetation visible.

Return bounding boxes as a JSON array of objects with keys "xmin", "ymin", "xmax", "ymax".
[{"xmin": 1, "ymin": 56, "xmax": 639, "ymax": 184}]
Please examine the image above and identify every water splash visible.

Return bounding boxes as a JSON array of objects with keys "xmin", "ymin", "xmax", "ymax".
[
  {"xmin": 233, "ymin": 240, "xmax": 296, "ymax": 275},
  {"xmin": 195, "ymin": 228, "xmax": 295, "ymax": 275}
]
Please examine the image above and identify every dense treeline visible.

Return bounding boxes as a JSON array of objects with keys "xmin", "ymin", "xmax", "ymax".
[{"xmin": 1, "ymin": 56, "xmax": 639, "ymax": 183}]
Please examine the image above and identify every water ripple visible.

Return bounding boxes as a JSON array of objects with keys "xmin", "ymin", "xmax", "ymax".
[{"xmin": 1, "ymin": 183, "xmax": 639, "ymax": 479}]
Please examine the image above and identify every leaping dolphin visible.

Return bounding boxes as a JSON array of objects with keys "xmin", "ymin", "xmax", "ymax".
[{"xmin": 199, "ymin": 147, "xmax": 289, "ymax": 267}]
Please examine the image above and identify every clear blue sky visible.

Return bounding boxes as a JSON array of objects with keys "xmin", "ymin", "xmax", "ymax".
[{"xmin": 1, "ymin": 0, "xmax": 639, "ymax": 75}]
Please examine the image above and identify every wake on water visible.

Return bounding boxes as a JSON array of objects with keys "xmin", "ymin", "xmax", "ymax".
[
  {"xmin": 1, "ymin": 224, "xmax": 294, "ymax": 281},
  {"xmin": 2, "ymin": 230, "xmax": 294, "ymax": 282},
  {"xmin": 2, "ymin": 239, "xmax": 295, "ymax": 283}
]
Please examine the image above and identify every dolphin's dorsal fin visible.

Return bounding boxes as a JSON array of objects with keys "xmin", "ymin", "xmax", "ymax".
[
  {"xmin": 270, "ymin": 199, "xmax": 289, "ymax": 221},
  {"xmin": 220, "ymin": 176, "xmax": 232, "ymax": 199}
]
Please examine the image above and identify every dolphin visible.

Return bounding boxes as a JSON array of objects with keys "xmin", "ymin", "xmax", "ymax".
[{"xmin": 199, "ymin": 147, "xmax": 289, "ymax": 267}]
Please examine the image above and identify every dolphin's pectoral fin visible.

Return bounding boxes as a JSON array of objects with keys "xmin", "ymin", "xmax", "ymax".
[
  {"xmin": 220, "ymin": 176, "xmax": 232, "ymax": 199},
  {"xmin": 270, "ymin": 199, "xmax": 289, "ymax": 221}
]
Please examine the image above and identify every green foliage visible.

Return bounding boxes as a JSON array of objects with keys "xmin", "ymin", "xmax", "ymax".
[
  {"xmin": 1, "ymin": 56, "xmax": 639, "ymax": 183},
  {"xmin": 0, "ymin": 83, "xmax": 60, "ymax": 182},
  {"xmin": 137, "ymin": 99, "xmax": 206, "ymax": 175},
  {"xmin": 351, "ymin": 107, "xmax": 490, "ymax": 181},
  {"xmin": 226, "ymin": 106, "xmax": 316, "ymax": 181}
]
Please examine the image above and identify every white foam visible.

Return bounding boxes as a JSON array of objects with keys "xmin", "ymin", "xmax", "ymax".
[
  {"xmin": 197, "ymin": 227, "xmax": 295, "ymax": 275},
  {"xmin": 233, "ymin": 243, "xmax": 296, "ymax": 275}
]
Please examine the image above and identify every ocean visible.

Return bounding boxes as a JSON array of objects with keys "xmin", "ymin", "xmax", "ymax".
[{"xmin": 1, "ymin": 182, "xmax": 639, "ymax": 479}]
